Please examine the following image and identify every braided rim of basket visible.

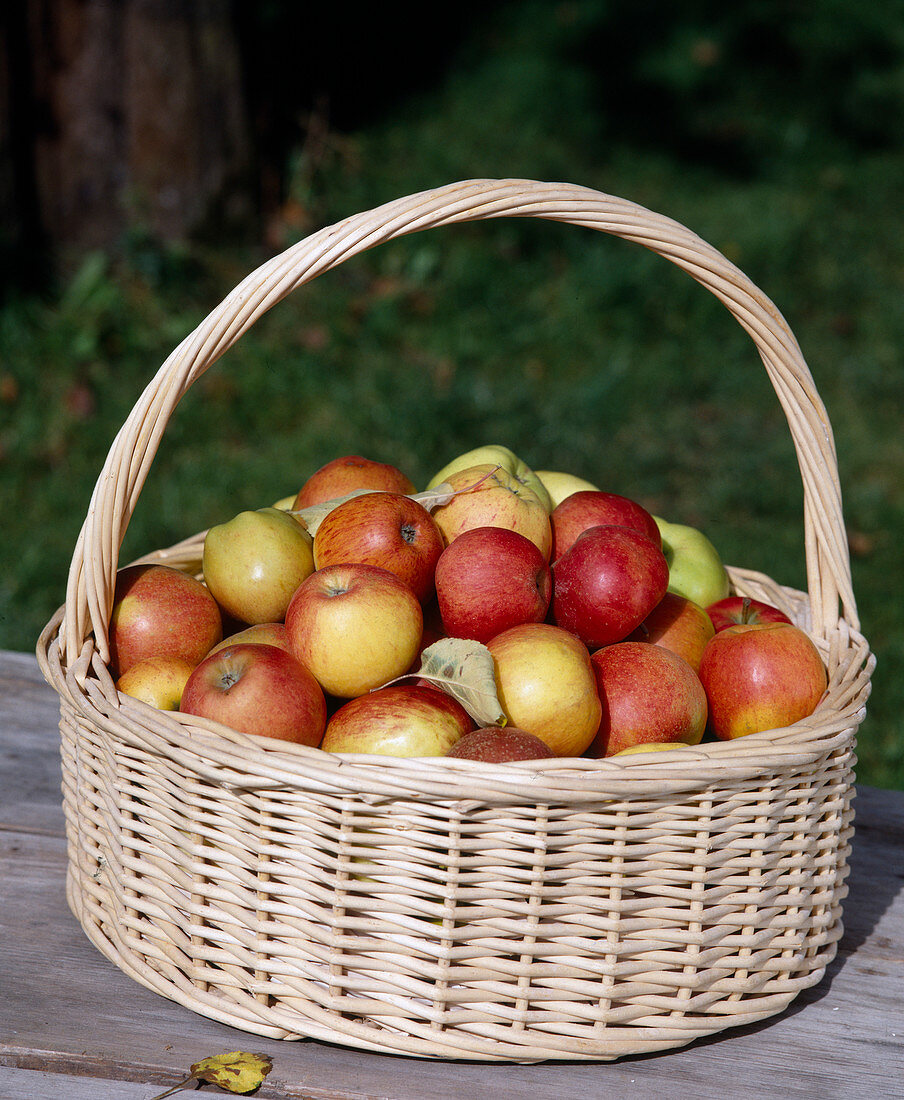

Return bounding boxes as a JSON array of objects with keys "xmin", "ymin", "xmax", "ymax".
[{"xmin": 41, "ymin": 179, "xmax": 872, "ymax": 794}]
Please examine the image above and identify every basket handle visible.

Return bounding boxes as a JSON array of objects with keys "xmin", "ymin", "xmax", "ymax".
[{"xmin": 60, "ymin": 179, "xmax": 858, "ymax": 665}]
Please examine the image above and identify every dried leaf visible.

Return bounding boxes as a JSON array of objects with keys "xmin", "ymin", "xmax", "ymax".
[
  {"xmin": 408, "ymin": 637, "xmax": 507, "ymax": 727},
  {"xmin": 149, "ymin": 1050, "xmax": 273, "ymax": 1098}
]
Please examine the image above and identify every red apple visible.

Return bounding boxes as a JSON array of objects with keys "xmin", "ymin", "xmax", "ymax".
[
  {"xmin": 284, "ymin": 562, "xmax": 423, "ymax": 698},
  {"xmin": 698, "ymin": 622, "xmax": 828, "ymax": 739},
  {"xmin": 180, "ymin": 642, "xmax": 327, "ymax": 746},
  {"xmin": 627, "ymin": 592, "xmax": 715, "ymax": 673},
  {"xmin": 207, "ymin": 622, "xmax": 292, "ymax": 657},
  {"xmin": 706, "ymin": 595, "xmax": 793, "ymax": 633},
  {"xmin": 312, "ymin": 491, "xmax": 445, "ymax": 603},
  {"xmin": 116, "ymin": 654, "xmax": 195, "ymax": 710},
  {"xmin": 486, "ymin": 622, "xmax": 602, "ymax": 757},
  {"xmin": 434, "ymin": 525, "xmax": 552, "ymax": 643},
  {"xmin": 108, "ymin": 563, "xmax": 223, "ymax": 677},
  {"xmin": 430, "ymin": 464, "xmax": 553, "ymax": 561},
  {"xmin": 551, "ymin": 525, "xmax": 669, "ymax": 649},
  {"xmin": 588, "ymin": 641, "xmax": 708, "ymax": 757},
  {"xmin": 293, "ymin": 455, "xmax": 415, "ymax": 508},
  {"xmin": 321, "ymin": 684, "xmax": 473, "ymax": 756},
  {"xmin": 551, "ymin": 490, "xmax": 660, "ymax": 560},
  {"xmin": 445, "ymin": 726, "xmax": 556, "ymax": 762}
]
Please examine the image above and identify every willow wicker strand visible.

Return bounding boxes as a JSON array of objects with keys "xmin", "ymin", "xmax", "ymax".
[{"xmin": 38, "ymin": 179, "xmax": 873, "ymax": 1062}]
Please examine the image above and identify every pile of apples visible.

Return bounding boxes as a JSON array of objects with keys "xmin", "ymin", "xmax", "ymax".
[{"xmin": 108, "ymin": 445, "xmax": 828, "ymax": 764}]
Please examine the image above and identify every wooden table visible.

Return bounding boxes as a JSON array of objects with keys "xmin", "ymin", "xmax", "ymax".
[{"xmin": 2, "ymin": 647, "xmax": 902, "ymax": 1099}]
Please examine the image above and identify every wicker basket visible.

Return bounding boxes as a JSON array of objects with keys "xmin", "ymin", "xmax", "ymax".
[{"xmin": 37, "ymin": 180, "xmax": 873, "ymax": 1062}]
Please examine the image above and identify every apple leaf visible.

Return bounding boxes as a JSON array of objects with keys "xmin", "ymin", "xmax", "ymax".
[
  {"xmin": 148, "ymin": 1050, "xmax": 273, "ymax": 1098},
  {"xmin": 412, "ymin": 637, "xmax": 507, "ymax": 727}
]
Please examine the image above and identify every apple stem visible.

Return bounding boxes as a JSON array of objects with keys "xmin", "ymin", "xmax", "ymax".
[{"xmin": 741, "ymin": 596, "xmax": 752, "ymax": 624}]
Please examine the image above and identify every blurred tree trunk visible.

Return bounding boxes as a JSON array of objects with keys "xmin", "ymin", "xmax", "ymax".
[{"xmin": 1, "ymin": 0, "xmax": 254, "ymax": 277}]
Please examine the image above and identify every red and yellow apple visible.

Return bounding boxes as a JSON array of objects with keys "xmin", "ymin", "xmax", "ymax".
[
  {"xmin": 180, "ymin": 642, "xmax": 327, "ymax": 746},
  {"xmin": 445, "ymin": 726, "xmax": 556, "ymax": 762},
  {"xmin": 706, "ymin": 595, "xmax": 792, "ymax": 633},
  {"xmin": 108, "ymin": 563, "xmax": 223, "ymax": 677},
  {"xmin": 551, "ymin": 489, "xmax": 661, "ymax": 560},
  {"xmin": 293, "ymin": 455, "xmax": 415, "ymax": 509},
  {"xmin": 430, "ymin": 464, "xmax": 553, "ymax": 561},
  {"xmin": 588, "ymin": 641, "xmax": 708, "ymax": 757},
  {"xmin": 698, "ymin": 621, "xmax": 827, "ymax": 739},
  {"xmin": 116, "ymin": 654, "xmax": 195, "ymax": 710},
  {"xmin": 207, "ymin": 621, "xmax": 292, "ymax": 657},
  {"xmin": 321, "ymin": 683, "xmax": 473, "ymax": 756},
  {"xmin": 202, "ymin": 506, "xmax": 315, "ymax": 625},
  {"xmin": 627, "ymin": 591, "xmax": 715, "ymax": 673},
  {"xmin": 551, "ymin": 525, "xmax": 669, "ymax": 649},
  {"xmin": 284, "ymin": 562, "xmax": 423, "ymax": 698},
  {"xmin": 433, "ymin": 525, "xmax": 552, "ymax": 643},
  {"xmin": 312, "ymin": 491, "xmax": 445, "ymax": 604},
  {"xmin": 426, "ymin": 444, "xmax": 553, "ymax": 512},
  {"xmin": 486, "ymin": 622, "xmax": 602, "ymax": 757}
]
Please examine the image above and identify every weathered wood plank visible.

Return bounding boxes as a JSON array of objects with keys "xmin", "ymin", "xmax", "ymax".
[{"xmin": 3, "ymin": 649, "xmax": 902, "ymax": 1099}]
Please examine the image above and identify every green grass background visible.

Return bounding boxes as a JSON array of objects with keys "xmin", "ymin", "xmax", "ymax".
[{"xmin": 2, "ymin": 2, "xmax": 901, "ymax": 787}]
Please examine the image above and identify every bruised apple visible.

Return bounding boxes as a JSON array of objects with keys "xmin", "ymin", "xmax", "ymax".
[
  {"xmin": 312, "ymin": 491, "xmax": 444, "ymax": 603},
  {"xmin": 108, "ymin": 563, "xmax": 223, "ymax": 677},
  {"xmin": 293, "ymin": 455, "xmax": 415, "ymax": 508},
  {"xmin": 180, "ymin": 642, "xmax": 327, "ymax": 746},
  {"xmin": 588, "ymin": 641, "xmax": 707, "ymax": 757},
  {"xmin": 699, "ymin": 622, "xmax": 827, "ymax": 739},
  {"xmin": 321, "ymin": 684, "xmax": 473, "ymax": 756},
  {"xmin": 486, "ymin": 623, "xmax": 601, "ymax": 757},
  {"xmin": 446, "ymin": 726, "xmax": 556, "ymax": 762}
]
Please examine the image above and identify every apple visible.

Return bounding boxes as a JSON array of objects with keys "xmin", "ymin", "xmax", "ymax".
[
  {"xmin": 202, "ymin": 506, "xmax": 315, "ymax": 625},
  {"xmin": 116, "ymin": 654, "xmax": 195, "ymax": 710},
  {"xmin": 108, "ymin": 563, "xmax": 223, "ymax": 677},
  {"xmin": 551, "ymin": 525, "xmax": 669, "ymax": 649},
  {"xmin": 486, "ymin": 622, "xmax": 602, "ymax": 757},
  {"xmin": 284, "ymin": 562, "xmax": 423, "ymax": 698},
  {"xmin": 312, "ymin": 491, "xmax": 445, "ymax": 604},
  {"xmin": 433, "ymin": 525, "xmax": 552, "ymax": 643},
  {"xmin": 293, "ymin": 455, "xmax": 415, "ymax": 509},
  {"xmin": 426, "ymin": 444, "xmax": 553, "ymax": 512},
  {"xmin": 321, "ymin": 684, "xmax": 473, "ymax": 756},
  {"xmin": 445, "ymin": 726, "xmax": 556, "ymax": 762},
  {"xmin": 627, "ymin": 591, "xmax": 715, "ymax": 673},
  {"xmin": 534, "ymin": 469, "xmax": 601, "ymax": 508},
  {"xmin": 551, "ymin": 489, "xmax": 661, "ymax": 561},
  {"xmin": 430, "ymin": 464, "xmax": 553, "ymax": 561},
  {"xmin": 207, "ymin": 621, "xmax": 292, "ymax": 657},
  {"xmin": 612, "ymin": 742, "xmax": 692, "ymax": 756},
  {"xmin": 707, "ymin": 595, "xmax": 793, "ymax": 633},
  {"xmin": 588, "ymin": 641, "xmax": 708, "ymax": 757},
  {"xmin": 698, "ymin": 622, "xmax": 828, "ymax": 740},
  {"xmin": 180, "ymin": 642, "xmax": 327, "ymax": 746},
  {"xmin": 654, "ymin": 516, "xmax": 730, "ymax": 609}
]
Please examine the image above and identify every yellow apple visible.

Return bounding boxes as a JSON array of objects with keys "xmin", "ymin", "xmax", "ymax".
[
  {"xmin": 534, "ymin": 469, "xmax": 601, "ymax": 507},
  {"xmin": 116, "ymin": 654, "xmax": 195, "ymax": 710},
  {"xmin": 203, "ymin": 506, "xmax": 315, "ymax": 625},
  {"xmin": 486, "ymin": 622, "xmax": 602, "ymax": 757},
  {"xmin": 426, "ymin": 444, "xmax": 553, "ymax": 512},
  {"xmin": 430, "ymin": 464, "xmax": 553, "ymax": 560}
]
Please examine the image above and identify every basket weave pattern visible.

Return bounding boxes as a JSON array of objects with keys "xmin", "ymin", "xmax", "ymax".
[{"xmin": 37, "ymin": 180, "xmax": 873, "ymax": 1061}]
